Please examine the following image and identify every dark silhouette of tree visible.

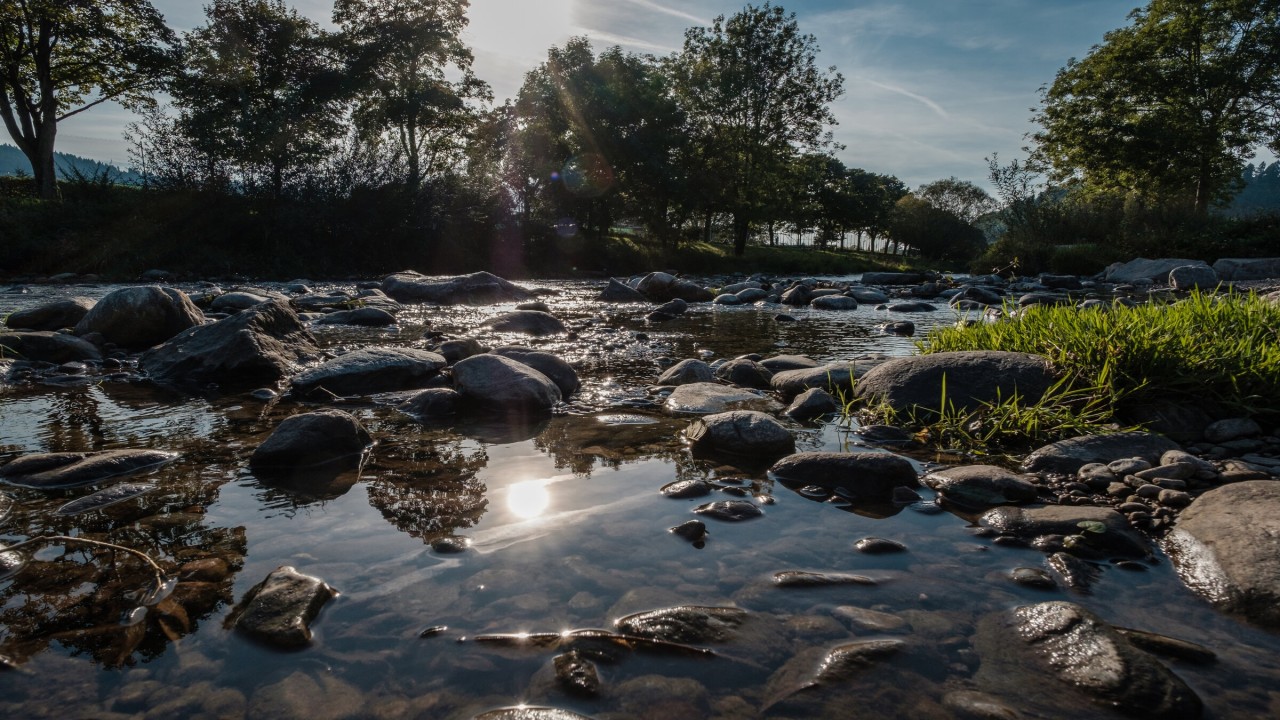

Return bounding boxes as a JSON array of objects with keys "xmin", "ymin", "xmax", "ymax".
[
  {"xmin": 916, "ymin": 176, "xmax": 996, "ymax": 224},
  {"xmin": 669, "ymin": 3, "xmax": 844, "ymax": 255},
  {"xmin": 0, "ymin": 0, "xmax": 174, "ymax": 199},
  {"xmin": 1034, "ymin": 0, "xmax": 1280, "ymax": 214}
]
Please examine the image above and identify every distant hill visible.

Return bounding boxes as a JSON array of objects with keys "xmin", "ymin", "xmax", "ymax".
[{"xmin": 0, "ymin": 143, "xmax": 143, "ymax": 184}]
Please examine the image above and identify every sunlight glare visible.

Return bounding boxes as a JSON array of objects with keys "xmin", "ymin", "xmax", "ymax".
[
  {"xmin": 468, "ymin": 0, "xmax": 576, "ymax": 62},
  {"xmin": 506, "ymin": 479, "xmax": 551, "ymax": 520}
]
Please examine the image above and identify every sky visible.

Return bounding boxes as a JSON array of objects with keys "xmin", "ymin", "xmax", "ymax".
[{"xmin": 55, "ymin": 0, "xmax": 1150, "ymax": 191}]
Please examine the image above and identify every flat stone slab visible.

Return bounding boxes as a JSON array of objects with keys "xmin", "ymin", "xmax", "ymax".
[
  {"xmin": 1022, "ymin": 432, "xmax": 1180, "ymax": 475},
  {"xmin": 922, "ymin": 464, "xmax": 1039, "ymax": 509},
  {"xmin": 686, "ymin": 410, "xmax": 795, "ymax": 457},
  {"xmin": 854, "ymin": 351, "xmax": 1055, "ymax": 416},
  {"xmin": 0, "ymin": 331, "xmax": 103, "ymax": 364},
  {"xmin": 0, "ymin": 449, "xmax": 178, "ymax": 490},
  {"xmin": 290, "ymin": 347, "xmax": 446, "ymax": 397},
  {"xmin": 1165, "ymin": 481, "xmax": 1280, "ymax": 628},
  {"xmin": 665, "ymin": 382, "xmax": 780, "ymax": 414},
  {"xmin": 770, "ymin": 451, "xmax": 918, "ymax": 502},
  {"xmin": 230, "ymin": 566, "xmax": 337, "ymax": 648}
]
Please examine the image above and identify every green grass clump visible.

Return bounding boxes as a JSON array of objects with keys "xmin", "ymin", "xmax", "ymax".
[{"xmin": 921, "ymin": 290, "xmax": 1280, "ymax": 420}]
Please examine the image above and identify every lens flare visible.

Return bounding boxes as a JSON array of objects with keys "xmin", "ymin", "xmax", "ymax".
[{"xmin": 507, "ymin": 479, "xmax": 551, "ymax": 520}]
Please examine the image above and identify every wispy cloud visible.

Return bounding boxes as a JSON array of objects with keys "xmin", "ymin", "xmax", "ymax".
[
  {"xmin": 619, "ymin": 0, "xmax": 710, "ymax": 26},
  {"xmin": 573, "ymin": 27, "xmax": 680, "ymax": 54},
  {"xmin": 862, "ymin": 78, "xmax": 950, "ymax": 119}
]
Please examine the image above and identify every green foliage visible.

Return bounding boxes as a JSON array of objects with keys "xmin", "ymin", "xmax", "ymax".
[
  {"xmin": 888, "ymin": 195, "xmax": 986, "ymax": 262},
  {"xmin": 0, "ymin": 0, "xmax": 175, "ymax": 198},
  {"xmin": 915, "ymin": 177, "xmax": 996, "ymax": 224},
  {"xmin": 921, "ymin": 291, "xmax": 1280, "ymax": 420},
  {"xmin": 1033, "ymin": 0, "xmax": 1280, "ymax": 214}
]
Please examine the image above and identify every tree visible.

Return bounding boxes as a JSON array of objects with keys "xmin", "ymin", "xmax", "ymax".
[
  {"xmin": 0, "ymin": 0, "xmax": 174, "ymax": 199},
  {"xmin": 916, "ymin": 176, "xmax": 996, "ymax": 224},
  {"xmin": 670, "ymin": 3, "xmax": 844, "ymax": 255},
  {"xmin": 173, "ymin": 0, "xmax": 347, "ymax": 198},
  {"xmin": 888, "ymin": 195, "xmax": 986, "ymax": 262},
  {"xmin": 1033, "ymin": 0, "xmax": 1280, "ymax": 214},
  {"xmin": 334, "ymin": 0, "xmax": 489, "ymax": 190}
]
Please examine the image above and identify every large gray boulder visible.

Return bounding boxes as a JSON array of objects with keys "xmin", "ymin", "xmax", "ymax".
[
  {"xmin": 714, "ymin": 357, "xmax": 773, "ymax": 389},
  {"xmin": 1212, "ymin": 257, "xmax": 1280, "ymax": 281},
  {"xmin": 769, "ymin": 451, "xmax": 918, "ymax": 501},
  {"xmin": 665, "ymin": 382, "xmax": 780, "ymax": 414},
  {"xmin": 599, "ymin": 278, "xmax": 647, "ymax": 302},
  {"xmin": 230, "ymin": 566, "xmax": 337, "ymax": 648},
  {"xmin": 381, "ymin": 270, "xmax": 533, "ymax": 304},
  {"xmin": 922, "ymin": 465, "xmax": 1039, "ymax": 510},
  {"xmin": 771, "ymin": 361, "xmax": 880, "ymax": 398},
  {"xmin": 1104, "ymin": 258, "xmax": 1205, "ymax": 284},
  {"xmin": 482, "ymin": 310, "xmax": 567, "ymax": 335},
  {"xmin": 74, "ymin": 286, "xmax": 205, "ymax": 349},
  {"xmin": 1165, "ymin": 481, "xmax": 1280, "ymax": 628},
  {"xmin": 490, "ymin": 347, "xmax": 580, "ymax": 397},
  {"xmin": 4, "ymin": 297, "xmax": 94, "ymax": 331},
  {"xmin": 980, "ymin": 505, "xmax": 1149, "ymax": 557},
  {"xmin": 451, "ymin": 354, "xmax": 561, "ymax": 412},
  {"xmin": 1022, "ymin": 431, "xmax": 1180, "ymax": 475},
  {"xmin": 635, "ymin": 272, "xmax": 714, "ymax": 303},
  {"xmin": 686, "ymin": 410, "xmax": 795, "ymax": 457},
  {"xmin": 0, "ymin": 449, "xmax": 177, "ymax": 490},
  {"xmin": 1168, "ymin": 264, "xmax": 1218, "ymax": 291},
  {"xmin": 854, "ymin": 351, "xmax": 1055, "ymax": 416},
  {"xmin": 249, "ymin": 409, "xmax": 373, "ymax": 471},
  {"xmin": 311, "ymin": 307, "xmax": 397, "ymax": 327},
  {"xmin": 810, "ymin": 295, "xmax": 858, "ymax": 310},
  {"xmin": 141, "ymin": 299, "xmax": 319, "ymax": 391},
  {"xmin": 974, "ymin": 601, "xmax": 1202, "ymax": 719},
  {"xmin": 289, "ymin": 347, "xmax": 446, "ymax": 397},
  {"xmin": 657, "ymin": 358, "xmax": 715, "ymax": 386},
  {"xmin": 0, "ymin": 331, "xmax": 102, "ymax": 363}
]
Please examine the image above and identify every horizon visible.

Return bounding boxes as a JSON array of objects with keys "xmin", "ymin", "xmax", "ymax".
[{"xmin": 48, "ymin": 0, "xmax": 1276, "ymax": 191}]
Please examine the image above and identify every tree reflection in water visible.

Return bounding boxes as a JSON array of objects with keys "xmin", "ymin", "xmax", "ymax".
[{"xmin": 362, "ymin": 432, "xmax": 489, "ymax": 543}]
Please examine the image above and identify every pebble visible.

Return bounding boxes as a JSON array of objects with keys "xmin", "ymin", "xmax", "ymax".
[
  {"xmin": 1010, "ymin": 567, "xmax": 1057, "ymax": 589},
  {"xmin": 1157, "ymin": 489, "xmax": 1192, "ymax": 508},
  {"xmin": 854, "ymin": 537, "xmax": 908, "ymax": 554}
]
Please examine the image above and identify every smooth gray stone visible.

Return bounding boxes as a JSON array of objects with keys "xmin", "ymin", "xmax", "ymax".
[
  {"xmin": 75, "ymin": 285, "xmax": 204, "ymax": 349},
  {"xmin": 249, "ymin": 410, "xmax": 372, "ymax": 471},
  {"xmin": 491, "ymin": 347, "xmax": 580, "ymax": 396},
  {"xmin": 980, "ymin": 505, "xmax": 1149, "ymax": 558},
  {"xmin": 665, "ymin": 382, "xmax": 780, "ymax": 414},
  {"xmin": 481, "ymin": 310, "xmax": 567, "ymax": 335},
  {"xmin": 923, "ymin": 465, "xmax": 1039, "ymax": 509},
  {"xmin": 452, "ymin": 354, "xmax": 561, "ymax": 411},
  {"xmin": 4, "ymin": 297, "xmax": 94, "ymax": 331},
  {"xmin": 291, "ymin": 347, "xmax": 446, "ymax": 397},
  {"xmin": 381, "ymin": 270, "xmax": 534, "ymax": 304},
  {"xmin": 770, "ymin": 451, "xmax": 918, "ymax": 501},
  {"xmin": 1022, "ymin": 432, "xmax": 1180, "ymax": 475},
  {"xmin": 657, "ymin": 358, "xmax": 715, "ymax": 386},
  {"xmin": 0, "ymin": 449, "xmax": 177, "ymax": 490},
  {"xmin": 855, "ymin": 351, "xmax": 1055, "ymax": 416},
  {"xmin": 1211, "ymin": 257, "xmax": 1280, "ymax": 281},
  {"xmin": 599, "ymin": 277, "xmax": 647, "ymax": 302},
  {"xmin": 0, "ymin": 331, "xmax": 102, "ymax": 363},
  {"xmin": 312, "ymin": 307, "xmax": 397, "ymax": 326},
  {"xmin": 686, "ymin": 410, "xmax": 795, "ymax": 457},
  {"xmin": 231, "ymin": 566, "xmax": 337, "ymax": 648}
]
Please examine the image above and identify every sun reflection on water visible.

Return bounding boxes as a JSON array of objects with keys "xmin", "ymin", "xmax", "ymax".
[{"xmin": 506, "ymin": 479, "xmax": 551, "ymax": 520}]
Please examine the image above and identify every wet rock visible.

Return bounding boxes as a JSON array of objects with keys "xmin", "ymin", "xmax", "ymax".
[
  {"xmin": 0, "ymin": 494, "xmax": 10, "ymax": 525},
  {"xmin": 861, "ymin": 271, "xmax": 926, "ymax": 285},
  {"xmin": 941, "ymin": 690, "xmax": 1021, "ymax": 720},
  {"xmin": 614, "ymin": 605, "xmax": 747, "ymax": 643},
  {"xmin": 980, "ymin": 506, "xmax": 1149, "ymax": 558},
  {"xmin": 759, "ymin": 354, "xmax": 819, "ymax": 372},
  {"xmin": 75, "ymin": 286, "xmax": 205, "ymax": 350},
  {"xmin": 1168, "ymin": 264, "xmax": 1217, "ymax": 291},
  {"xmin": 430, "ymin": 535, "xmax": 472, "ymax": 554},
  {"xmin": 491, "ymin": 347, "xmax": 580, "ymax": 396},
  {"xmin": 1022, "ymin": 431, "xmax": 1181, "ymax": 475},
  {"xmin": 249, "ymin": 410, "xmax": 372, "ymax": 471},
  {"xmin": 854, "ymin": 537, "xmax": 907, "ymax": 554},
  {"xmin": 713, "ymin": 357, "xmax": 773, "ymax": 389},
  {"xmin": 438, "ymin": 337, "xmax": 486, "ymax": 364},
  {"xmin": 553, "ymin": 651, "xmax": 600, "ymax": 697},
  {"xmin": 881, "ymin": 320, "xmax": 914, "ymax": 336},
  {"xmin": 949, "ymin": 285, "xmax": 1002, "ymax": 307},
  {"xmin": 693, "ymin": 500, "xmax": 763, "ymax": 521},
  {"xmin": 0, "ymin": 449, "xmax": 177, "ymax": 490},
  {"xmin": 1010, "ymin": 567, "xmax": 1056, "ymax": 589},
  {"xmin": 247, "ymin": 671, "xmax": 362, "ymax": 719},
  {"xmin": 810, "ymin": 295, "xmax": 858, "ymax": 310},
  {"xmin": 1114, "ymin": 627, "xmax": 1216, "ymax": 664},
  {"xmin": 1165, "ymin": 481, "xmax": 1280, "ymax": 628},
  {"xmin": 396, "ymin": 388, "xmax": 460, "ymax": 420},
  {"xmin": 0, "ymin": 330, "xmax": 103, "ymax": 363},
  {"xmin": 657, "ymin": 358, "xmax": 714, "ymax": 386},
  {"xmin": 1213, "ymin": 257, "xmax": 1280, "ymax": 281},
  {"xmin": 833, "ymin": 606, "xmax": 908, "ymax": 632},
  {"xmin": 922, "ymin": 465, "xmax": 1039, "ymax": 510},
  {"xmin": 855, "ymin": 351, "xmax": 1055, "ymax": 416},
  {"xmin": 636, "ymin": 272, "xmax": 714, "ymax": 303},
  {"xmin": 451, "ymin": 354, "xmax": 561, "ymax": 413},
  {"xmin": 664, "ymin": 382, "xmax": 780, "ymax": 414},
  {"xmin": 770, "ymin": 361, "xmax": 878, "ymax": 398},
  {"xmin": 381, "ymin": 270, "xmax": 534, "ymax": 304},
  {"xmin": 613, "ymin": 675, "xmax": 710, "ymax": 719},
  {"xmin": 812, "ymin": 639, "xmax": 905, "ymax": 682},
  {"xmin": 669, "ymin": 519, "xmax": 707, "ymax": 543},
  {"xmin": 311, "ymin": 307, "xmax": 396, "ymax": 327},
  {"xmin": 211, "ymin": 290, "xmax": 278, "ymax": 312},
  {"xmin": 974, "ymin": 601, "xmax": 1202, "ymax": 719},
  {"xmin": 1046, "ymin": 551, "xmax": 1101, "ymax": 592},
  {"xmin": 763, "ymin": 639, "xmax": 906, "ymax": 711},
  {"xmin": 4, "ymin": 297, "xmax": 94, "ymax": 331},
  {"xmin": 653, "ymin": 297, "xmax": 688, "ymax": 316},
  {"xmin": 1105, "ymin": 257, "xmax": 1205, "ymax": 284},
  {"xmin": 482, "ymin": 310, "xmax": 567, "ymax": 336},
  {"xmin": 599, "ymin": 277, "xmax": 647, "ymax": 302},
  {"xmin": 55, "ymin": 481, "xmax": 156, "ymax": 516},
  {"xmin": 141, "ymin": 300, "xmax": 319, "ymax": 391},
  {"xmin": 770, "ymin": 451, "xmax": 918, "ymax": 502},
  {"xmin": 773, "ymin": 570, "xmax": 876, "ymax": 587},
  {"xmin": 851, "ymin": 424, "xmax": 919, "ymax": 448},
  {"xmin": 686, "ymin": 410, "xmax": 795, "ymax": 458},
  {"xmin": 848, "ymin": 286, "xmax": 891, "ymax": 303},
  {"xmin": 230, "ymin": 566, "xmax": 337, "ymax": 648},
  {"xmin": 784, "ymin": 387, "xmax": 839, "ymax": 421},
  {"xmin": 660, "ymin": 478, "xmax": 713, "ymax": 498},
  {"xmin": 713, "ymin": 293, "xmax": 743, "ymax": 305},
  {"xmin": 888, "ymin": 301, "xmax": 936, "ymax": 312},
  {"xmin": 290, "ymin": 347, "xmax": 446, "ymax": 397}
]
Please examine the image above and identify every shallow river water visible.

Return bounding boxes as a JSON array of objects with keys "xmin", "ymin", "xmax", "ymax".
[{"xmin": 1, "ymin": 278, "xmax": 1278, "ymax": 719}]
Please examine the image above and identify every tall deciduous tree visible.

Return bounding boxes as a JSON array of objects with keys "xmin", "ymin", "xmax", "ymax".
[
  {"xmin": 670, "ymin": 3, "xmax": 844, "ymax": 255},
  {"xmin": 334, "ymin": 0, "xmax": 489, "ymax": 190},
  {"xmin": 1034, "ymin": 0, "xmax": 1280, "ymax": 214},
  {"xmin": 916, "ymin": 176, "xmax": 996, "ymax": 224},
  {"xmin": 174, "ymin": 0, "xmax": 347, "ymax": 198},
  {"xmin": 0, "ymin": 0, "xmax": 174, "ymax": 199}
]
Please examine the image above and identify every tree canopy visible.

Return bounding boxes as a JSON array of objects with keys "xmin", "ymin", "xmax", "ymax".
[
  {"xmin": 0, "ymin": 0, "xmax": 174, "ymax": 198},
  {"xmin": 1033, "ymin": 0, "xmax": 1280, "ymax": 213}
]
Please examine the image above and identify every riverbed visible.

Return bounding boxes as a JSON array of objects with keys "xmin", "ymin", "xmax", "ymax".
[{"xmin": 1, "ymin": 278, "xmax": 1278, "ymax": 719}]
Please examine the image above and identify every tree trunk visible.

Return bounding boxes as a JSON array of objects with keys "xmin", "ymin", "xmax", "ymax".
[
  {"xmin": 702, "ymin": 211, "xmax": 712, "ymax": 243},
  {"xmin": 1194, "ymin": 153, "xmax": 1211, "ymax": 215},
  {"xmin": 732, "ymin": 214, "xmax": 748, "ymax": 256}
]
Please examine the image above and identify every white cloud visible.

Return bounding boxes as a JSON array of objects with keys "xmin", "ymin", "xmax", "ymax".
[{"xmin": 619, "ymin": 0, "xmax": 710, "ymax": 26}]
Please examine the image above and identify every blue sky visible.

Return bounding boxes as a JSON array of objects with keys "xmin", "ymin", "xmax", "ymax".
[{"xmin": 57, "ymin": 0, "xmax": 1144, "ymax": 191}]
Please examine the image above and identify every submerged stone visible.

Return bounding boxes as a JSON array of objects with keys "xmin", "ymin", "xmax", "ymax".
[
  {"xmin": 230, "ymin": 566, "xmax": 337, "ymax": 649},
  {"xmin": 0, "ymin": 449, "xmax": 177, "ymax": 490},
  {"xmin": 614, "ymin": 606, "xmax": 748, "ymax": 644}
]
